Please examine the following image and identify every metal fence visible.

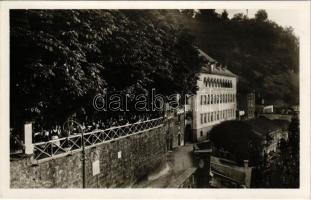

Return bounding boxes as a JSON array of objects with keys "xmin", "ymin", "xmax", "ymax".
[{"xmin": 33, "ymin": 117, "xmax": 165, "ymax": 161}]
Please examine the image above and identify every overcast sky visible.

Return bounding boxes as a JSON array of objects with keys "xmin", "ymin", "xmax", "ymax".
[{"xmin": 215, "ymin": 9, "xmax": 303, "ymax": 38}]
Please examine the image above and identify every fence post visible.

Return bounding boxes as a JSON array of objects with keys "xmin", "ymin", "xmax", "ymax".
[{"xmin": 24, "ymin": 122, "xmax": 34, "ymax": 155}]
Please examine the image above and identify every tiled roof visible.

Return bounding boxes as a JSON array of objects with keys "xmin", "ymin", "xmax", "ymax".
[
  {"xmin": 245, "ymin": 117, "xmax": 280, "ymax": 136},
  {"xmin": 198, "ymin": 49, "xmax": 237, "ymax": 78}
]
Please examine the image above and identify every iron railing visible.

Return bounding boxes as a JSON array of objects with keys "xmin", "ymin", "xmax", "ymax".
[{"xmin": 33, "ymin": 117, "xmax": 165, "ymax": 161}]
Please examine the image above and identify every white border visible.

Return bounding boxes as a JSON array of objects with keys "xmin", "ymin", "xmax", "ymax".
[{"xmin": 0, "ymin": 1, "xmax": 310, "ymax": 199}]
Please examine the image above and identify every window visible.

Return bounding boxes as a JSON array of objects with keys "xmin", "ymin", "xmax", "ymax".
[
  {"xmin": 214, "ymin": 95, "xmax": 216, "ymax": 104},
  {"xmin": 208, "ymin": 94, "xmax": 210, "ymax": 104},
  {"xmin": 211, "ymin": 113, "xmax": 213, "ymax": 121},
  {"xmin": 200, "ymin": 95, "xmax": 203, "ymax": 105},
  {"xmin": 220, "ymin": 94, "xmax": 222, "ymax": 103},
  {"xmin": 204, "ymin": 95, "xmax": 207, "ymax": 105},
  {"xmin": 204, "ymin": 113, "xmax": 207, "ymax": 123},
  {"xmin": 217, "ymin": 111, "xmax": 219, "ymax": 120},
  {"xmin": 201, "ymin": 114, "xmax": 203, "ymax": 124},
  {"xmin": 211, "ymin": 94, "xmax": 213, "ymax": 104},
  {"xmin": 223, "ymin": 110, "xmax": 225, "ymax": 118},
  {"xmin": 200, "ymin": 131, "xmax": 203, "ymax": 137},
  {"xmin": 208, "ymin": 113, "xmax": 210, "ymax": 122}
]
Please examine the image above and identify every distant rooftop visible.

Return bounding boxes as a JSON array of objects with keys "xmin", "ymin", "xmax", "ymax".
[
  {"xmin": 198, "ymin": 49, "xmax": 237, "ymax": 78},
  {"xmin": 245, "ymin": 117, "xmax": 281, "ymax": 135}
]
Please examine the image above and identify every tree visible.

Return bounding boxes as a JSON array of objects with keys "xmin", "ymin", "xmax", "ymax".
[
  {"xmin": 221, "ymin": 10, "xmax": 229, "ymax": 21},
  {"xmin": 10, "ymin": 10, "xmax": 204, "ymax": 131},
  {"xmin": 232, "ymin": 13, "xmax": 245, "ymax": 21},
  {"xmin": 197, "ymin": 9, "xmax": 220, "ymax": 22},
  {"xmin": 288, "ymin": 113, "xmax": 299, "ymax": 155},
  {"xmin": 255, "ymin": 9, "xmax": 268, "ymax": 21},
  {"xmin": 209, "ymin": 120, "xmax": 263, "ymax": 165},
  {"xmin": 180, "ymin": 9, "xmax": 299, "ymax": 105}
]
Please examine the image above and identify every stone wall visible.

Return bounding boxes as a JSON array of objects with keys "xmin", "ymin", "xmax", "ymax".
[
  {"xmin": 168, "ymin": 167, "xmax": 198, "ymax": 188},
  {"xmin": 10, "ymin": 126, "xmax": 167, "ymax": 188}
]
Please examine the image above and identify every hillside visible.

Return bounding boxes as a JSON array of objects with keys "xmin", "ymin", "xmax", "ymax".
[{"xmin": 165, "ymin": 10, "xmax": 299, "ymax": 106}]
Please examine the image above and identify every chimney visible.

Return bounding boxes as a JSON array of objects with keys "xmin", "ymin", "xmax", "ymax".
[{"xmin": 210, "ymin": 63, "xmax": 215, "ymax": 72}]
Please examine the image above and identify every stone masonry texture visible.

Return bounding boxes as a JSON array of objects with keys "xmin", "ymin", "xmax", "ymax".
[{"xmin": 10, "ymin": 126, "xmax": 167, "ymax": 188}]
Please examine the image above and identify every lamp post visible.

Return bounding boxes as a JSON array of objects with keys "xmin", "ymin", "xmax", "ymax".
[{"xmin": 63, "ymin": 119, "xmax": 86, "ymax": 188}]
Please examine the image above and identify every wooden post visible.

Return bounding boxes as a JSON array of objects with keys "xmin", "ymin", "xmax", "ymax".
[{"xmin": 24, "ymin": 123, "xmax": 33, "ymax": 155}]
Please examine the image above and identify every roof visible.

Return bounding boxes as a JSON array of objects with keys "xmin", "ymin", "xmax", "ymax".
[
  {"xmin": 272, "ymin": 119, "xmax": 290, "ymax": 130},
  {"xmin": 198, "ymin": 49, "xmax": 237, "ymax": 78},
  {"xmin": 245, "ymin": 117, "xmax": 280, "ymax": 136},
  {"xmin": 210, "ymin": 156, "xmax": 249, "ymax": 184},
  {"xmin": 198, "ymin": 48, "xmax": 216, "ymax": 62}
]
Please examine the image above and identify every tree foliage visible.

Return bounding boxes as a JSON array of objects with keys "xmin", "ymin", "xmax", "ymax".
[
  {"xmin": 179, "ymin": 9, "xmax": 299, "ymax": 105},
  {"xmin": 209, "ymin": 120, "xmax": 263, "ymax": 165},
  {"xmin": 255, "ymin": 9, "xmax": 268, "ymax": 21},
  {"xmin": 10, "ymin": 10, "xmax": 204, "ymax": 128}
]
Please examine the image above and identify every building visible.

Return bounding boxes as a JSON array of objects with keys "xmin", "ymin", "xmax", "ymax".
[
  {"xmin": 166, "ymin": 108, "xmax": 185, "ymax": 149},
  {"xmin": 245, "ymin": 117, "xmax": 284, "ymax": 154},
  {"xmin": 237, "ymin": 92, "xmax": 255, "ymax": 119},
  {"xmin": 272, "ymin": 119, "xmax": 290, "ymax": 141},
  {"xmin": 165, "ymin": 99, "xmax": 185, "ymax": 149},
  {"xmin": 255, "ymin": 98, "xmax": 274, "ymax": 114},
  {"xmin": 209, "ymin": 156, "xmax": 252, "ymax": 188},
  {"xmin": 185, "ymin": 49, "xmax": 238, "ymax": 142}
]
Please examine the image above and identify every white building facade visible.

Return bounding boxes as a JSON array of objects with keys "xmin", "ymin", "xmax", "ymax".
[{"xmin": 186, "ymin": 50, "xmax": 238, "ymax": 142}]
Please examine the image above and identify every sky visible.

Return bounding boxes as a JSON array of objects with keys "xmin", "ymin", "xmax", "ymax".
[{"xmin": 215, "ymin": 9, "xmax": 303, "ymax": 38}]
